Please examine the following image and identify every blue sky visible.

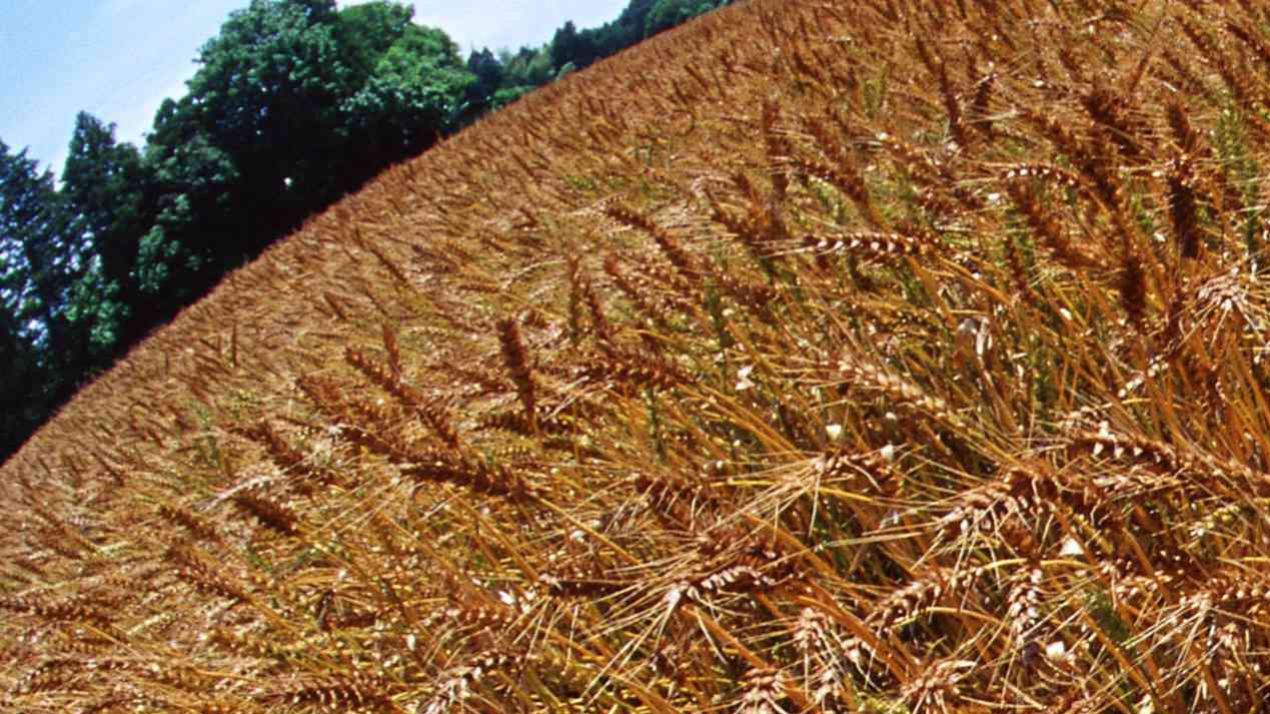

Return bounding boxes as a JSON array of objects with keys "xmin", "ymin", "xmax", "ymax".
[{"xmin": 0, "ymin": 0, "xmax": 628, "ymax": 177}]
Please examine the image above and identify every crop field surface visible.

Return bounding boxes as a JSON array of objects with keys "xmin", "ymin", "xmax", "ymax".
[{"xmin": 7, "ymin": 0, "xmax": 1270, "ymax": 711}]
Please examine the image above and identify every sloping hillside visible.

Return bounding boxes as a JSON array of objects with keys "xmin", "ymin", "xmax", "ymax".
[{"xmin": 6, "ymin": 0, "xmax": 1270, "ymax": 710}]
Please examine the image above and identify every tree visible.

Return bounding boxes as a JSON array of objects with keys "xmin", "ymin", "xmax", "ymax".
[
  {"xmin": 341, "ymin": 25, "xmax": 473, "ymax": 161},
  {"xmin": 0, "ymin": 283, "xmax": 42, "ymax": 456},
  {"xmin": 141, "ymin": 97, "xmax": 242, "ymax": 303},
  {"xmin": 61, "ymin": 112, "xmax": 155, "ymax": 352},
  {"xmin": 140, "ymin": 0, "xmax": 468, "ymax": 294},
  {"xmin": 184, "ymin": 0, "xmax": 356, "ymax": 209},
  {"xmin": 0, "ymin": 248, "xmax": 44, "ymax": 457},
  {"xmin": 501, "ymin": 46, "xmax": 554, "ymax": 89},
  {"xmin": 138, "ymin": 0, "xmax": 364, "ymax": 306},
  {"xmin": 0, "ymin": 141, "xmax": 79, "ymax": 360},
  {"xmin": 464, "ymin": 48, "xmax": 504, "ymax": 115},
  {"xmin": 337, "ymin": 0, "xmax": 415, "ymax": 81},
  {"xmin": 550, "ymin": 20, "xmax": 581, "ymax": 70},
  {"xmin": 616, "ymin": 0, "xmax": 659, "ymax": 43},
  {"xmin": 646, "ymin": 0, "xmax": 721, "ymax": 37},
  {"xmin": 551, "ymin": 20, "xmax": 602, "ymax": 72},
  {"xmin": 0, "ymin": 139, "xmax": 82, "ymax": 455}
]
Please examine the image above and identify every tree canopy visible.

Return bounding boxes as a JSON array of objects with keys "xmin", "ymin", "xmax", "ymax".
[
  {"xmin": 0, "ymin": 141, "xmax": 81, "ymax": 455},
  {"xmin": 343, "ymin": 24, "xmax": 473, "ymax": 160}
]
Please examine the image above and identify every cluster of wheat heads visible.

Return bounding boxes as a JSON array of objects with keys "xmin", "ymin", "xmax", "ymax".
[{"xmin": 6, "ymin": 0, "xmax": 1270, "ymax": 711}]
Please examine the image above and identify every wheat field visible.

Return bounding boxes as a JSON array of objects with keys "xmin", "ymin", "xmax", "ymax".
[{"xmin": 5, "ymin": 0, "xmax": 1270, "ymax": 711}]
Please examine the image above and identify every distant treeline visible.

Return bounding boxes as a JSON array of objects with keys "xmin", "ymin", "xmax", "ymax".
[{"xmin": 0, "ymin": 0, "xmax": 730, "ymax": 460}]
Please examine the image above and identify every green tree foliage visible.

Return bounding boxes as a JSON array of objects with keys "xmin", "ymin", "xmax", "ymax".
[
  {"xmin": 0, "ymin": 141, "xmax": 80, "ymax": 455},
  {"xmin": 463, "ymin": 47, "xmax": 505, "ymax": 117},
  {"xmin": 61, "ymin": 113, "xmax": 154, "ymax": 351},
  {"xmin": 336, "ymin": 0, "xmax": 414, "ymax": 79},
  {"xmin": 342, "ymin": 25, "xmax": 473, "ymax": 161},
  {"xmin": 136, "ymin": 0, "xmax": 470, "ymax": 303},
  {"xmin": 551, "ymin": 21, "xmax": 599, "ymax": 70},
  {"xmin": 502, "ymin": 46, "xmax": 555, "ymax": 88},
  {"xmin": 176, "ymin": 0, "xmax": 355, "ymax": 211},
  {"xmin": 537, "ymin": 0, "xmax": 730, "ymax": 82},
  {"xmin": 598, "ymin": 0, "xmax": 658, "ymax": 49},
  {"xmin": 142, "ymin": 98, "xmax": 242, "ymax": 301},
  {"xmin": 0, "ymin": 143, "xmax": 78, "ymax": 359},
  {"xmin": 646, "ymin": 0, "xmax": 722, "ymax": 36}
]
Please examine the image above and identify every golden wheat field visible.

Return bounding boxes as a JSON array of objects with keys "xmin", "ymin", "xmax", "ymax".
[{"xmin": 9, "ymin": 0, "xmax": 1270, "ymax": 710}]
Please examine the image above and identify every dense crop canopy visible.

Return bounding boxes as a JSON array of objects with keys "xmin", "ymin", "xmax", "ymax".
[{"xmin": 5, "ymin": 0, "xmax": 1270, "ymax": 711}]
